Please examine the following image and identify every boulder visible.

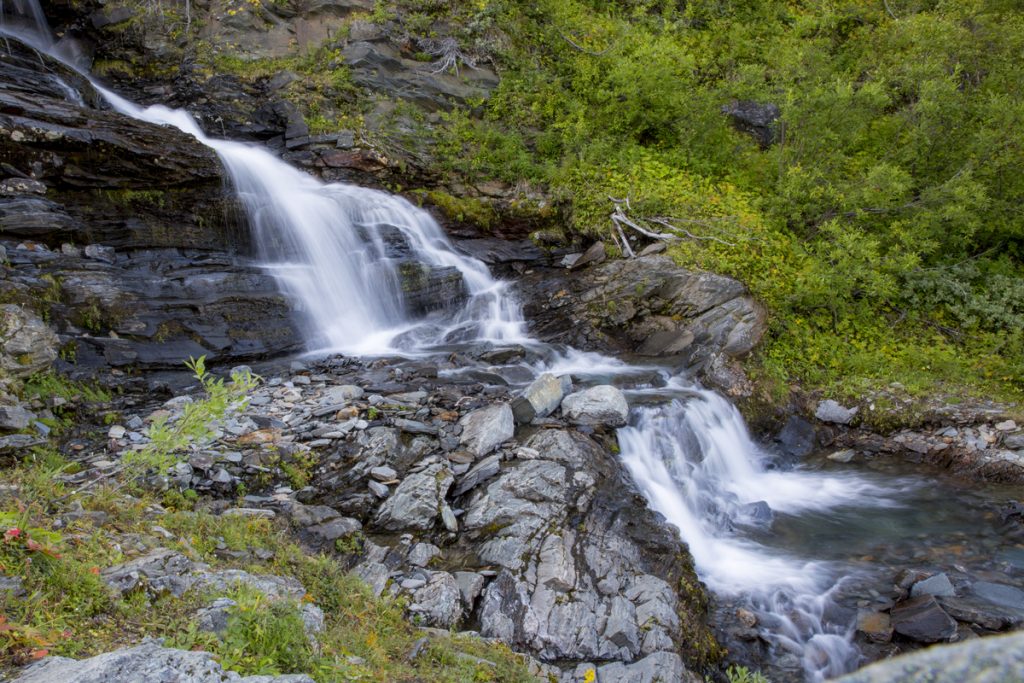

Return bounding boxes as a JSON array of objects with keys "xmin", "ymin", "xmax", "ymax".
[
  {"xmin": 0, "ymin": 305, "xmax": 58, "ymax": 378},
  {"xmin": 373, "ymin": 461, "xmax": 453, "ymax": 531},
  {"xmin": 833, "ymin": 630, "xmax": 1024, "ymax": 683},
  {"xmin": 721, "ymin": 100, "xmax": 782, "ymax": 148},
  {"xmin": 458, "ymin": 403, "xmax": 515, "ymax": 457},
  {"xmin": 408, "ymin": 572, "xmax": 462, "ymax": 628},
  {"xmin": 511, "ymin": 373, "xmax": 571, "ymax": 424},
  {"xmin": 11, "ymin": 640, "xmax": 315, "ymax": 682},
  {"xmin": 561, "ymin": 385, "xmax": 629, "ymax": 427}
]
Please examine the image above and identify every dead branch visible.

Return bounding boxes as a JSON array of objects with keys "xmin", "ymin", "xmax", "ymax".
[
  {"xmin": 559, "ymin": 32, "xmax": 616, "ymax": 56},
  {"xmin": 609, "ymin": 197, "xmax": 737, "ymax": 251}
]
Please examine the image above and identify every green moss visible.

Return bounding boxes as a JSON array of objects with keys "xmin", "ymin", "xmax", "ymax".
[{"xmin": 419, "ymin": 190, "xmax": 495, "ymax": 229}]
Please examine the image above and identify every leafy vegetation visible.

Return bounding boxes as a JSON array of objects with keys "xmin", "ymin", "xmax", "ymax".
[
  {"xmin": 378, "ymin": 0, "xmax": 1024, "ymax": 404},
  {"xmin": 122, "ymin": 356, "xmax": 257, "ymax": 475}
]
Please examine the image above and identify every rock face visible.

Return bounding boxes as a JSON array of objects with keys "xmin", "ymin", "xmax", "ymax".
[
  {"xmin": 835, "ymin": 630, "xmax": 1024, "ymax": 683},
  {"xmin": 0, "ymin": 36, "xmax": 303, "ymax": 369},
  {"xmin": 462, "ymin": 428, "xmax": 711, "ymax": 665},
  {"xmin": 519, "ymin": 255, "xmax": 766, "ymax": 389},
  {"xmin": 0, "ymin": 304, "xmax": 58, "ymax": 378},
  {"xmin": 12, "ymin": 640, "xmax": 315, "ymax": 683}
]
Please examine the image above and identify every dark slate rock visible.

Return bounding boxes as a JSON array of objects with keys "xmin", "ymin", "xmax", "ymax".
[{"xmin": 890, "ymin": 595, "xmax": 958, "ymax": 643}]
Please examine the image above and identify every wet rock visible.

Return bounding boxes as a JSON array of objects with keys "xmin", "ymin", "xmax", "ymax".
[
  {"xmin": 373, "ymin": 461, "xmax": 453, "ymax": 531},
  {"xmin": 456, "ymin": 238, "xmax": 544, "ymax": 265},
  {"xmin": 567, "ymin": 241, "xmax": 606, "ymax": 271},
  {"xmin": 857, "ymin": 611, "xmax": 893, "ymax": 644},
  {"xmin": 11, "ymin": 639, "xmax": 316, "ymax": 682},
  {"xmin": 815, "ymin": 399, "xmax": 858, "ymax": 425},
  {"xmin": 458, "ymin": 403, "xmax": 514, "ymax": 457},
  {"xmin": 833, "ymin": 630, "xmax": 1024, "ymax": 683},
  {"xmin": 561, "ymin": 385, "xmax": 629, "ymax": 427},
  {"xmin": 890, "ymin": 595, "xmax": 958, "ymax": 643},
  {"xmin": 511, "ymin": 373, "xmax": 571, "ymax": 424},
  {"xmin": 0, "ymin": 305, "xmax": 58, "ymax": 378},
  {"xmin": 971, "ymin": 581, "xmax": 1024, "ymax": 611},
  {"xmin": 775, "ymin": 415, "xmax": 817, "ymax": 460},
  {"xmin": 937, "ymin": 596, "xmax": 1022, "ymax": 631}
]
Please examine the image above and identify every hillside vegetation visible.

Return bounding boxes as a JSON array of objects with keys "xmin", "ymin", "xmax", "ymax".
[{"xmin": 394, "ymin": 0, "xmax": 1023, "ymax": 403}]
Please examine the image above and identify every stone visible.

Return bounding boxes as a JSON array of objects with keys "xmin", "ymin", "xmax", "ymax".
[
  {"xmin": 971, "ymin": 581, "xmax": 1024, "ymax": 611},
  {"xmin": 561, "ymin": 385, "xmax": 629, "ymax": 427},
  {"xmin": 857, "ymin": 611, "xmax": 893, "ymax": 644},
  {"xmin": 368, "ymin": 480, "xmax": 389, "ymax": 498},
  {"xmin": 454, "ymin": 571, "xmax": 486, "ymax": 608},
  {"xmin": 775, "ymin": 415, "xmax": 817, "ymax": 459},
  {"xmin": 453, "ymin": 454, "xmax": 501, "ymax": 497},
  {"xmin": 101, "ymin": 549, "xmax": 194, "ymax": 598},
  {"xmin": 0, "ymin": 305, "xmax": 58, "ymax": 379},
  {"xmin": 567, "ymin": 241, "xmax": 606, "ymax": 271},
  {"xmin": 511, "ymin": 373, "xmax": 571, "ymax": 424},
  {"xmin": 890, "ymin": 595, "xmax": 958, "ymax": 643},
  {"xmin": 196, "ymin": 597, "xmax": 237, "ymax": 635},
  {"xmin": 458, "ymin": 403, "xmax": 515, "ymax": 457},
  {"xmin": 911, "ymin": 573, "xmax": 956, "ymax": 599},
  {"xmin": 320, "ymin": 385, "xmax": 364, "ymax": 404},
  {"xmin": 353, "ymin": 560, "xmax": 390, "ymax": 596},
  {"xmin": 995, "ymin": 420, "xmax": 1017, "ymax": 431},
  {"xmin": 374, "ymin": 462, "xmax": 453, "ymax": 531},
  {"xmin": 828, "ymin": 449, "xmax": 856, "ymax": 463},
  {"xmin": 0, "ymin": 405, "xmax": 34, "ymax": 431},
  {"xmin": 815, "ymin": 399, "xmax": 859, "ymax": 425},
  {"xmin": 595, "ymin": 651, "xmax": 698, "ymax": 683},
  {"xmin": 407, "ymin": 543, "xmax": 441, "ymax": 567},
  {"xmin": 937, "ymin": 596, "xmax": 1022, "ymax": 631},
  {"xmin": 369, "ymin": 466, "xmax": 398, "ymax": 481},
  {"xmin": 11, "ymin": 640, "xmax": 316, "ymax": 682},
  {"xmin": 408, "ymin": 572, "xmax": 462, "ymax": 629},
  {"xmin": 305, "ymin": 517, "xmax": 363, "ymax": 548},
  {"xmin": 721, "ymin": 100, "xmax": 782, "ymax": 148},
  {"xmin": 833, "ymin": 630, "xmax": 1024, "ymax": 683}
]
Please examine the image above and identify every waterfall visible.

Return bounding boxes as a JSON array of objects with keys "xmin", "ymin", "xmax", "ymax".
[{"xmin": 1, "ymin": 6, "xmax": 901, "ymax": 679}]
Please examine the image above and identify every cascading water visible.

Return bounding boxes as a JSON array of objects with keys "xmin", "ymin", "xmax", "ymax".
[{"xmin": 3, "ymin": 6, "xmax": 918, "ymax": 679}]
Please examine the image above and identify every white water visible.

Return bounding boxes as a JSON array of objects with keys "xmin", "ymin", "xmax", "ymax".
[{"xmin": 3, "ymin": 6, "xmax": 902, "ymax": 679}]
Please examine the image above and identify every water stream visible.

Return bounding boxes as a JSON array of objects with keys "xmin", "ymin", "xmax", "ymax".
[{"xmin": 4, "ymin": 5, "xmax": 1016, "ymax": 680}]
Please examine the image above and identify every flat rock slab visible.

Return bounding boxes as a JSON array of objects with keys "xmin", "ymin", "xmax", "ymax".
[
  {"xmin": 890, "ymin": 595, "xmax": 957, "ymax": 643},
  {"xmin": 12, "ymin": 639, "xmax": 314, "ymax": 682}
]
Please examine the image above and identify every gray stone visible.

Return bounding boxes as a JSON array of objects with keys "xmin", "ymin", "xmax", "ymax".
[
  {"xmin": 368, "ymin": 480, "xmax": 389, "ymax": 498},
  {"xmin": 911, "ymin": 573, "xmax": 956, "ymax": 599},
  {"xmin": 595, "ymin": 651, "xmax": 697, "ymax": 683},
  {"xmin": 407, "ymin": 542, "xmax": 440, "ymax": 567},
  {"xmin": 369, "ymin": 466, "xmax": 397, "ymax": 481},
  {"xmin": 972, "ymin": 581, "xmax": 1024, "ymax": 611},
  {"xmin": 83, "ymin": 244, "xmax": 116, "ymax": 264},
  {"xmin": 937, "ymin": 596, "xmax": 1022, "ymax": 631},
  {"xmin": 1004, "ymin": 433, "xmax": 1024, "ymax": 450},
  {"xmin": 101, "ymin": 548, "xmax": 194, "ymax": 598},
  {"xmin": 833, "ymin": 630, "xmax": 1024, "ymax": 683},
  {"xmin": 353, "ymin": 560, "xmax": 390, "ymax": 596},
  {"xmin": 454, "ymin": 571, "xmax": 486, "ymax": 608},
  {"xmin": 0, "ymin": 404, "xmax": 34, "ymax": 431},
  {"xmin": 459, "ymin": 403, "xmax": 515, "ymax": 457},
  {"xmin": 511, "ymin": 373, "xmax": 571, "ymax": 424},
  {"xmin": 568, "ymin": 241, "xmax": 606, "ymax": 271},
  {"xmin": 374, "ymin": 462, "xmax": 453, "ymax": 531},
  {"xmin": 320, "ymin": 385, "xmax": 363, "ymax": 404},
  {"xmin": 11, "ymin": 640, "xmax": 316, "ymax": 682},
  {"xmin": 890, "ymin": 595, "xmax": 958, "ymax": 643},
  {"xmin": 196, "ymin": 597, "xmax": 237, "ymax": 635},
  {"xmin": 453, "ymin": 454, "xmax": 501, "ymax": 497},
  {"xmin": 815, "ymin": 399, "xmax": 859, "ymax": 425},
  {"xmin": 305, "ymin": 517, "xmax": 363, "ymax": 548},
  {"xmin": 0, "ymin": 305, "xmax": 58, "ymax": 379},
  {"xmin": 409, "ymin": 572, "xmax": 462, "ymax": 629},
  {"xmin": 561, "ymin": 385, "xmax": 629, "ymax": 427},
  {"xmin": 392, "ymin": 418, "xmax": 438, "ymax": 435}
]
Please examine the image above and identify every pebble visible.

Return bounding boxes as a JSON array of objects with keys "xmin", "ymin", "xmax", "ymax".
[
  {"xmin": 108, "ymin": 425, "xmax": 127, "ymax": 439},
  {"xmin": 996, "ymin": 420, "xmax": 1018, "ymax": 432}
]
